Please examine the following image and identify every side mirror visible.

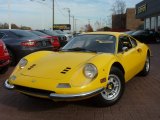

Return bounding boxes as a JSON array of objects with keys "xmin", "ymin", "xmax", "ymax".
[{"xmin": 122, "ymin": 47, "xmax": 128, "ymax": 52}]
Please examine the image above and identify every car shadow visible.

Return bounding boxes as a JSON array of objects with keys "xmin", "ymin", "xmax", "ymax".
[{"xmin": 0, "ymin": 87, "xmax": 100, "ymax": 112}]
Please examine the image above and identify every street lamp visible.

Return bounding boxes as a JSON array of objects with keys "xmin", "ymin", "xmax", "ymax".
[
  {"xmin": 75, "ymin": 19, "xmax": 78, "ymax": 32},
  {"xmin": 63, "ymin": 8, "xmax": 70, "ymax": 25}
]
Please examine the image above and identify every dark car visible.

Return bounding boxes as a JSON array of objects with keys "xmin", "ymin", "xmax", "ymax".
[
  {"xmin": 36, "ymin": 30, "xmax": 67, "ymax": 47},
  {"xmin": 131, "ymin": 30, "xmax": 160, "ymax": 43},
  {"xmin": 0, "ymin": 29, "xmax": 54, "ymax": 65},
  {"xmin": 29, "ymin": 30, "xmax": 60, "ymax": 50},
  {"xmin": 0, "ymin": 39, "xmax": 10, "ymax": 74},
  {"xmin": 125, "ymin": 31, "xmax": 135, "ymax": 35}
]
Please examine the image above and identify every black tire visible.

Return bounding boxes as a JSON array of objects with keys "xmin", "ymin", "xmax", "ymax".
[
  {"xmin": 155, "ymin": 38, "xmax": 160, "ymax": 43},
  {"xmin": 93, "ymin": 67, "xmax": 125, "ymax": 107},
  {"xmin": 139, "ymin": 54, "xmax": 150, "ymax": 76},
  {"xmin": 0, "ymin": 65, "xmax": 9, "ymax": 74},
  {"xmin": 8, "ymin": 49, "xmax": 16, "ymax": 66}
]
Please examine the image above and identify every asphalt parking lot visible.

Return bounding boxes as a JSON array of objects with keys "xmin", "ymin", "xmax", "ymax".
[{"xmin": 0, "ymin": 44, "xmax": 160, "ymax": 120}]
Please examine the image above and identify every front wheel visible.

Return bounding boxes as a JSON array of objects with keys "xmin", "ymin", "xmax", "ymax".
[{"xmin": 94, "ymin": 67, "xmax": 125, "ymax": 107}]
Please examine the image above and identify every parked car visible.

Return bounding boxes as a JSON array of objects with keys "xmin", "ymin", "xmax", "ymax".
[
  {"xmin": 0, "ymin": 39, "xmax": 10, "ymax": 74},
  {"xmin": 0, "ymin": 29, "xmax": 54, "ymax": 65},
  {"xmin": 29, "ymin": 30, "xmax": 60, "ymax": 50},
  {"xmin": 36, "ymin": 30, "xmax": 67, "ymax": 47},
  {"xmin": 131, "ymin": 30, "xmax": 160, "ymax": 43},
  {"xmin": 54, "ymin": 30, "xmax": 73, "ymax": 41},
  {"xmin": 73, "ymin": 32, "xmax": 81, "ymax": 37},
  {"xmin": 125, "ymin": 30, "xmax": 135, "ymax": 35},
  {"xmin": 5, "ymin": 32, "xmax": 151, "ymax": 107}
]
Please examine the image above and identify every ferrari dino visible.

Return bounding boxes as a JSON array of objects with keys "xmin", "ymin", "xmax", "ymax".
[{"xmin": 5, "ymin": 32, "xmax": 151, "ymax": 106}]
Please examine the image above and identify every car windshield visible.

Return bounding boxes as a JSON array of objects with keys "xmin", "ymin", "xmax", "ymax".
[
  {"xmin": 42, "ymin": 30, "xmax": 59, "ymax": 36},
  {"xmin": 55, "ymin": 30, "xmax": 64, "ymax": 34},
  {"xmin": 31, "ymin": 31, "xmax": 48, "ymax": 36},
  {"xmin": 125, "ymin": 31, "xmax": 135, "ymax": 35},
  {"xmin": 132, "ymin": 30, "xmax": 145, "ymax": 35},
  {"xmin": 62, "ymin": 34, "xmax": 116, "ymax": 53}
]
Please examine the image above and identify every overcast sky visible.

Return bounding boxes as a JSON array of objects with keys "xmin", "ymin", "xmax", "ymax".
[{"xmin": 0, "ymin": 0, "xmax": 142, "ymax": 31}]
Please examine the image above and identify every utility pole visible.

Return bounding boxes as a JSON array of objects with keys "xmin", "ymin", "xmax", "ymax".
[
  {"xmin": 75, "ymin": 19, "xmax": 78, "ymax": 32},
  {"xmin": 8, "ymin": 0, "xmax": 11, "ymax": 29},
  {"xmin": 71, "ymin": 16, "xmax": 74, "ymax": 32},
  {"xmin": 52, "ymin": 0, "xmax": 54, "ymax": 29}
]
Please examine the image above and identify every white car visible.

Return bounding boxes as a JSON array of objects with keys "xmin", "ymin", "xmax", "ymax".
[{"xmin": 54, "ymin": 30, "xmax": 73, "ymax": 41}]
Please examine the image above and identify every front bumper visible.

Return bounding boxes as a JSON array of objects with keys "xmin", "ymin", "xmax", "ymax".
[
  {"xmin": 4, "ymin": 79, "xmax": 104, "ymax": 101},
  {"xmin": 49, "ymin": 88, "xmax": 104, "ymax": 101}
]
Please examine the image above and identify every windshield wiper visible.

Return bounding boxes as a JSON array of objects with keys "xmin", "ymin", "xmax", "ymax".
[{"xmin": 62, "ymin": 47, "xmax": 97, "ymax": 53}]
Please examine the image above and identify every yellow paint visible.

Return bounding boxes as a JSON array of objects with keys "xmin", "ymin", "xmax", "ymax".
[{"xmin": 8, "ymin": 32, "xmax": 150, "ymax": 100}]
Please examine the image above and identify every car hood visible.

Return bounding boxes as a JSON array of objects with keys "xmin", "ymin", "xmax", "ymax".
[{"xmin": 21, "ymin": 52, "xmax": 99, "ymax": 79}]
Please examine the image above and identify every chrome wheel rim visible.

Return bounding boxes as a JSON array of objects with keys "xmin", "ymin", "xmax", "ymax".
[
  {"xmin": 101, "ymin": 74, "xmax": 121, "ymax": 100},
  {"xmin": 145, "ymin": 57, "xmax": 150, "ymax": 72}
]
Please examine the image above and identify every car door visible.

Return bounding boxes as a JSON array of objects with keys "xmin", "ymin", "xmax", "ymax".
[{"xmin": 116, "ymin": 35, "xmax": 142, "ymax": 81}]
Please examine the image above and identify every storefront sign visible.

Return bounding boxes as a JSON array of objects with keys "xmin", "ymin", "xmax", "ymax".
[
  {"xmin": 137, "ymin": 4, "xmax": 147, "ymax": 14},
  {"xmin": 53, "ymin": 24, "xmax": 71, "ymax": 30}
]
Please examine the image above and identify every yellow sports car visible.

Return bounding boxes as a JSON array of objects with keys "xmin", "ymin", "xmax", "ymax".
[{"xmin": 5, "ymin": 32, "xmax": 151, "ymax": 106}]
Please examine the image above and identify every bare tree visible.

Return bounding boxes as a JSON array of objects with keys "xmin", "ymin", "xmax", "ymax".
[
  {"xmin": 94, "ymin": 21, "xmax": 101, "ymax": 30},
  {"xmin": 106, "ymin": 16, "xmax": 112, "ymax": 27},
  {"xmin": 85, "ymin": 24, "xmax": 93, "ymax": 32},
  {"xmin": 111, "ymin": 0, "xmax": 126, "ymax": 15},
  {"xmin": 111, "ymin": 0, "xmax": 126, "ymax": 30}
]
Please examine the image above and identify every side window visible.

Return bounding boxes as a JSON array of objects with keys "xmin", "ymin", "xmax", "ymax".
[
  {"xmin": 130, "ymin": 37, "xmax": 137, "ymax": 47},
  {"xmin": 118, "ymin": 36, "xmax": 132, "ymax": 53}
]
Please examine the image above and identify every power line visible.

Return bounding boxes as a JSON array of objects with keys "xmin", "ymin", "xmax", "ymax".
[{"xmin": 55, "ymin": 0, "xmax": 67, "ymax": 17}]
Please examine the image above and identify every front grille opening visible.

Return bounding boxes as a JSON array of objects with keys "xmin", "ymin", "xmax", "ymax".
[
  {"xmin": 14, "ymin": 85, "xmax": 54, "ymax": 97},
  {"xmin": 57, "ymin": 83, "xmax": 71, "ymax": 88}
]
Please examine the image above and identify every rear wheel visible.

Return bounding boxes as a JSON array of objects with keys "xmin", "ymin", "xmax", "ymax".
[
  {"xmin": 139, "ymin": 54, "xmax": 150, "ymax": 76},
  {"xmin": 155, "ymin": 38, "xmax": 160, "ymax": 43},
  {"xmin": 94, "ymin": 67, "xmax": 125, "ymax": 107}
]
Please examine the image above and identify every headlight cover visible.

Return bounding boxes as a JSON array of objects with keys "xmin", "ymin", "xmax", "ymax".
[
  {"xmin": 19, "ymin": 58, "xmax": 28, "ymax": 69},
  {"xmin": 84, "ymin": 63, "xmax": 98, "ymax": 79}
]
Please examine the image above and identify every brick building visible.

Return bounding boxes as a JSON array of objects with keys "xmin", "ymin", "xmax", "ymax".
[
  {"xmin": 112, "ymin": 14, "xmax": 126, "ymax": 31},
  {"xmin": 112, "ymin": 8, "xmax": 144, "ymax": 31},
  {"xmin": 126, "ymin": 8, "xmax": 144, "ymax": 30}
]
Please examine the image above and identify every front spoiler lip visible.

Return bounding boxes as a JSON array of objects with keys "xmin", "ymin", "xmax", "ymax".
[
  {"xmin": 4, "ymin": 79, "xmax": 104, "ymax": 101},
  {"xmin": 49, "ymin": 88, "xmax": 104, "ymax": 101}
]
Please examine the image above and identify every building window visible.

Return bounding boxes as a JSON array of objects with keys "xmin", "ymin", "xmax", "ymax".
[
  {"xmin": 158, "ymin": 16, "xmax": 160, "ymax": 28},
  {"xmin": 145, "ymin": 18, "xmax": 150, "ymax": 30},
  {"xmin": 151, "ymin": 17, "xmax": 156, "ymax": 30}
]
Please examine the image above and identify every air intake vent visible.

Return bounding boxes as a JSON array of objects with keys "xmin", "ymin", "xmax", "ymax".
[{"xmin": 61, "ymin": 67, "xmax": 71, "ymax": 74}]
